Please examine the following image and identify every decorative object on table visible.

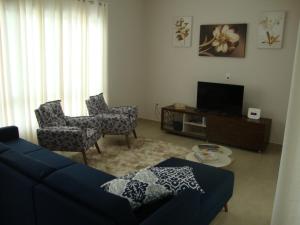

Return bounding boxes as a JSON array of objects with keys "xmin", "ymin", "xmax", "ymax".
[
  {"xmin": 35, "ymin": 100, "xmax": 102, "ymax": 165},
  {"xmin": 199, "ymin": 23, "xmax": 247, "ymax": 57},
  {"xmin": 186, "ymin": 144, "xmax": 232, "ymax": 167},
  {"xmin": 194, "ymin": 150, "xmax": 218, "ymax": 162},
  {"xmin": 247, "ymin": 108, "xmax": 261, "ymax": 120},
  {"xmin": 258, "ymin": 11, "xmax": 285, "ymax": 49},
  {"xmin": 101, "ymin": 166, "xmax": 204, "ymax": 209},
  {"xmin": 86, "ymin": 93, "xmax": 138, "ymax": 148},
  {"xmin": 173, "ymin": 103, "xmax": 186, "ymax": 110},
  {"xmin": 173, "ymin": 16, "xmax": 193, "ymax": 47},
  {"xmin": 197, "ymin": 144, "xmax": 219, "ymax": 150}
]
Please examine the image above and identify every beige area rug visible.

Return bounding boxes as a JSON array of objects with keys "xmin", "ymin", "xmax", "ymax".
[{"xmin": 58, "ymin": 137, "xmax": 191, "ymax": 177}]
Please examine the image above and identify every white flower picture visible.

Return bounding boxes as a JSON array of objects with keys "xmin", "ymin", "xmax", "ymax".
[
  {"xmin": 199, "ymin": 24, "xmax": 247, "ymax": 57},
  {"xmin": 258, "ymin": 11, "xmax": 285, "ymax": 49},
  {"xmin": 173, "ymin": 16, "xmax": 193, "ymax": 48}
]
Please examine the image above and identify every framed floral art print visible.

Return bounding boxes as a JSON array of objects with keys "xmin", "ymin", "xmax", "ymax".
[
  {"xmin": 199, "ymin": 23, "xmax": 247, "ymax": 57},
  {"xmin": 258, "ymin": 11, "xmax": 285, "ymax": 49},
  {"xmin": 173, "ymin": 16, "xmax": 193, "ymax": 48}
]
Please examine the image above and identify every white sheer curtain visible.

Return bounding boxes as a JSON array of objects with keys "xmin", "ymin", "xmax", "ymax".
[{"xmin": 0, "ymin": 0, "xmax": 108, "ymax": 141}]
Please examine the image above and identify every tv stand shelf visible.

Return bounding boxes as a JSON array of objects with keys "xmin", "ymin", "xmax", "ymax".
[{"xmin": 161, "ymin": 105, "xmax": 272, "ymax": 152}]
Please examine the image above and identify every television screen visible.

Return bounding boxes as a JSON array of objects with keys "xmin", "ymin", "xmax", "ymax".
[{"xmin": 197, "ymin": 82, "xmax": 244, "ymax": 115}]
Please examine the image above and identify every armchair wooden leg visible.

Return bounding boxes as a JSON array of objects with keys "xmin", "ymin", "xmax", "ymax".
[
  {"xmin": 95, "ymin": 142, "xmax": 101, "ymax": 154},
  {"xmin": 224, "ymin": 203, "xmax": 228, "ymax": 212},
  {"xmin": 125, "ymin": 134, "xmax": 130, "ymax": 148},
  {"xmin": 133, "ymin": 129, "xmax": 137, "ymax": 138},
  {"xmin": 82, "ymin": 151, "xmax": 88, "ymax": 165}
]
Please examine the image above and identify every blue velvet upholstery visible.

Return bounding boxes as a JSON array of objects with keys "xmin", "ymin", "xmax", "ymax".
[
  {"xmin": 28, "ymin": 148, "xmax": 75, "ymax": 170},
  {"xmin": 43, "ymin": 164, "xmax": 138, "ymax": 225},
  {"xmin": 0, "ymin": 126, "xmax": 19, "ymax": 141},
  {"xmin": 0, "ymin": 163, "xmax": 38, "ymax": 225},
  {"xmin": 34, "ymin": 184, "xmax": 115, "ymax": 225},
  {"xmin": 4, "ymin": 138, "xmax": 41, "ymax": 153},
  {"xmin": 140, "ymin": 158, "xmax": 234, "ymax": 225},
  {"xmin": 0, "ymin": 126, "xmax": 234, "ymax": 225},
  {"xmin": 0, "ymin": 142, "xmax": 10, "ymax": 153},
  {"xmin": 0, "ymin": 150, "xmax": 55, "ymax": 180}
]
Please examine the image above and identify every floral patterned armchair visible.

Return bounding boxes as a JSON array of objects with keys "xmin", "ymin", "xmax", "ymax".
[
  {"xmin": 35, "ymin": 100, "xmax": 102, "ymax": 165},
  {"xmin": 86, "ymin": 93, "xmax": 138, "ymax": 148}
]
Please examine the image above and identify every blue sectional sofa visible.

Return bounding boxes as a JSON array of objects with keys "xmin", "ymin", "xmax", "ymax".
[{"xmin": 0, "ymin": 126, "xmax": 234, "ymax": 225}]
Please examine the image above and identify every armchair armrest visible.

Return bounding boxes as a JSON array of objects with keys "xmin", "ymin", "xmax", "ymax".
[
  {"xmin": 0, "ymin": 126, "xmax": 19, "ymax": 142},
  {"xmin": 36, "ymin": 127, "xmax": 87, "ymax": 151},
  {"xmin": 65, "ymin": 116, "xmax": 101, "ymax": 130},
  {"xmin": 110, "ymin": 106, "xmax": 137, "ymax": 117}
]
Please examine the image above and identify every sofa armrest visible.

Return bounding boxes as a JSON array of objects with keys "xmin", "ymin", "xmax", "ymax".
[{"xmin": 0, "ymin": 126, "xmax": 19, "ymax": 142}]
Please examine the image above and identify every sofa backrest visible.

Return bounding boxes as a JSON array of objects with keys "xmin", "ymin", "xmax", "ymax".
[
  {"xmin": 0, "ymin": 150, "xmax": 55, "ymax": 225},
  {"xmin": 0, "ymin": 138, "xmax": 138, "ymax": 225},
  {"xmin": 42, "ymin": 163, "xmax": 138, "ymax": 225}
]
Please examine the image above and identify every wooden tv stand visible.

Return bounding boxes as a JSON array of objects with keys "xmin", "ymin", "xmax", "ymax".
[{"xmin": 161, "ymin": 105, "xmax": 272, "ymax": 152}]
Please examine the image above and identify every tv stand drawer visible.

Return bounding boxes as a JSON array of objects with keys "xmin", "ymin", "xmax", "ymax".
[{"xmin": 206, "ymin": 115, "xmax": 271, "ymax": 152}]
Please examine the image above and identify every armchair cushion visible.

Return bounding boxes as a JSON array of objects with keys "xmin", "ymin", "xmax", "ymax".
[{"xmin": 100, "ymin": 113, "xmax": 134, "ymax": 134}]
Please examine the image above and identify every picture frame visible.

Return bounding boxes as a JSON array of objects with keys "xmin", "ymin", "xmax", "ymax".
[
  {"xmin": 199, "ymin": 23, "xmax": 247, "ymax": 57},
  {"xmin": 257, "ymin": 11, "xmax": 286, "ymax": 49},
  {"xmin": 173, "ymin": 16, "xmax": 193, "ymax": 48}
]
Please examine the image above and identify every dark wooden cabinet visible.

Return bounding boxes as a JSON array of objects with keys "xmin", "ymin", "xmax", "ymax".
[{"xmin": 161, "ymin": 105, "xmax": 272, "ymax": 152}]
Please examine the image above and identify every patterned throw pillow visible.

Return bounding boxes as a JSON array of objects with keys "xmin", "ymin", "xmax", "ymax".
[{"xmin": 101, "ymin": 166, "xmax": 204, "ymax": 209}]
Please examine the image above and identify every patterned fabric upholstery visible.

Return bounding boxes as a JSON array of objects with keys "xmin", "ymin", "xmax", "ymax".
[
  {"xmin": 89, "ymin": 93, "xmax": 109, "ymax": 113},
  {"xmin": 86, "ymin": 93, "xmax": 138, "ymax": 137},
  {"xmin": 35, "ymin": 101, "xmax": 102, "ymax": 163},
  {"xmin": 101, "ymin": 166, "xmax": 204, "ymax": 209}
]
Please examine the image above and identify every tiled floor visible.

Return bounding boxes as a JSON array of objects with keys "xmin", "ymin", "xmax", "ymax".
[{"xmin": 135, "ymin": 119, "xmax": 282, "ymax": 225}]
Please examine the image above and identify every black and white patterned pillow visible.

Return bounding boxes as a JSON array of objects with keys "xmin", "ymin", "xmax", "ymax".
[{"xmin": 101, "ymin": 166, "xmax": 204, "ymax": 209}]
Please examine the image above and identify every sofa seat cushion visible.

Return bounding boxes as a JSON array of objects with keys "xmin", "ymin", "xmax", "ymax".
[
  {"xmin": 0, "ymin": 142, "xmax": 10, "ymax": 153},
  {"xmin": 155, "ymin": 158, "xmax": 234, "ymax": 195},
  {"xmin": 136, "ymin": 157, "xmax": 234, "ymax": 224},
  {"xmin": 0, "ymin": 150, "xmax": 55, "ymax": 180},
  {"xmin": 43, "ymin": 164, "xmax": 138, "ymax": 225},
  {"xmin": 4, "ymin": 138, "xmax": 41, "ymax": 154},
  {"xmin": 27, "ymin": 148, "xmax": 75, "ymax": 170},
  {"xmin": 102, "ymin": 166, "xmax": 204, "ymax": 209}
]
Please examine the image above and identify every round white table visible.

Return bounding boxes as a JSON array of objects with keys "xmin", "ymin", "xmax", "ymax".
[{"xmin": 186, "ymin": 144, "xmax": 233, "ymax": 168}]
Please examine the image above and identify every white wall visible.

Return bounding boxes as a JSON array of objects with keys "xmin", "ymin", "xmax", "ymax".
[
  {"xmin": 142, "ymin": 0, "xmax": 300, "ymax": 144},
  {"xmin": 271, "ymin": 21, "xmax": 300, "ymax": 225},
  {"xmin": 106, "ymin": 0, "xmax": 146, "ymax": 115}
]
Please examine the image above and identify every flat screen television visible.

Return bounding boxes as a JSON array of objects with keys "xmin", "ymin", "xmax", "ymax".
[{"xmin": 197, "ymin": 81, "xmax": 244, "ymax": 116}]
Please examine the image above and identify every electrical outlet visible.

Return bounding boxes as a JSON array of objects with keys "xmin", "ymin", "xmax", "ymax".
[{"xmin": 225, "ymin": 72, "xmax": 231, "ymax": 80}]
